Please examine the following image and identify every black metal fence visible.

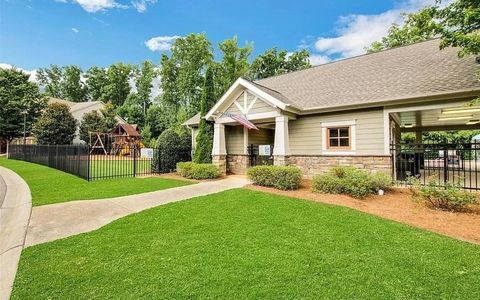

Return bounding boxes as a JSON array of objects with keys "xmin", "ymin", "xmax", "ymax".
[
  {"xmin": 8, "ymin": 144, "xmax": 191, "ymax": 181},
  {"xmin": 391, "ymin": 142, "xmax": 480, "ymax": 190},
  {"xmin": 8, "ymin": 144, "xmax": 90, "ymax": 179}
]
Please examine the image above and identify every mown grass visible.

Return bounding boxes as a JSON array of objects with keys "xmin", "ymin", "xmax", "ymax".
[
  {"xmin": 0, "ymin": 157, "xmax": 192, "ymax": 206},
  {"xmin": 12, "ymin": 189, "xmax": 480, "ymax": 299}
]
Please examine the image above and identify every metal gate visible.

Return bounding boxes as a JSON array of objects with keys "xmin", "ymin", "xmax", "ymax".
[
  {"xmin": 391, "ymin": 143, "xmax": 480, "ymax": 190},
  {"xmin": 247, "ymin": 144, "xmax": 274, "ymax": 167}
]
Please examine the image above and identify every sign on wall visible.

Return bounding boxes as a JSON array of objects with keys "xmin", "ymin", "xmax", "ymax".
[
  {"xmin": 141, "ymin": 148, "xmax": 154, "ymax": 158},
  {"xmin": 258, "ymin": 145, "xmax": 271, "ymax": 156}
]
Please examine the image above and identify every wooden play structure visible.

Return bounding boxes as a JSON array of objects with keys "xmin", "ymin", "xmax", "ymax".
[{"xmin": 110, "ymin": 124, "xmax": 143, "ymax": 156}]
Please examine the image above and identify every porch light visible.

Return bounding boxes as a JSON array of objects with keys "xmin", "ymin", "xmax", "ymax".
[
  {"xmin": 442, "ymin": 107, "xmax": 480, "ymax": 114},
  {"xmin": 403, "ymin": 123, "xmax": 414, "ymax": 128},
  {"xmin": 438, "ymin": 115, "xmax": 472, "ymax": 121},
  {"xmin": 466, "ymin": 119, "xmax": 480, "ymax": 125}
]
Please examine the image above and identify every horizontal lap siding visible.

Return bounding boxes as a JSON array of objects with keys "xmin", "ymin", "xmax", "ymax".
[
  {"xmin": 289, "ymin": 108, "xmax": 385, "ymax": 155},
  {"xmin": 226, "ymin": 125, "xmax": 244, "ymax": 154},
  {"xmin": 248, "ymin": 96, "xmax": 276, "ymax": 114},
  {"xmin": 249, "ymin": 128, "xmax": 274, "ymax": 145}
]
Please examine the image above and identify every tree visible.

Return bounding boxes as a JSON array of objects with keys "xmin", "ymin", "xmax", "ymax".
[
  {"xmin": 117, "ymin": 94, "xmax": 144, "ymax": 125},
  {"xmin": 100, "ymin": 102, "xmax": 118, "ymax": 132},
  {"xmin": 366, "ymin": 8, "xmax": 440, "ymax": 53},
  {"xmin": 36, "ymin": 65, "xmax": 64, "ymax": 98},
  {"xmin": 61, "ymin": 65, "xmax": 88, "ymax": 102},
  {"xmin": 145, "ymin": 102, "xmax": 173, "ymax": 138},
  {"xmin": 32, "ymin": 103, "xmax": 77, "ymax": 144},
  {"xmin": 0, "ymin": 68, "xmax": 46, "ymax": 141},
  {"xmin": 79, "ymin": 110, "xmax": 107, "ymax": 143},
  {"xmin": 193, "ymin": 66, "xmax": 214, "ymax": 163},
  {"xmin": 216, "ymin": 36, "xmax": 252, "ymax": 97},
  {"xmin": 249, "ymin": 48, "xmax": 311, "ymax": 80},
  {"xmin": 100, "ymin": 63, "xmax": 133, "ymax": 106},
  {"xmin": 436, "ymin": 0, "xmax": 480, "ymax": 58},
  {"xmin": 160, "ymin": 33, "xmax": 213, "ymax": 119},
  {"xmin": 134, "ymin": 60, "xmax": 157, "ymax": 114},
  {"xmin": 140, "ymin": 125, "xmax": 154, "ymax": 148},
  {"xmin": 85, "ymin": 66, "xmax": 108, "ymax": 101}
]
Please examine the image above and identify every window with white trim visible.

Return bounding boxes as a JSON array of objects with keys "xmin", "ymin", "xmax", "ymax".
[
  {"xmin": 327, "ymin": 127, "xmax": 351, "ymax": 149},
  {"xmin": 321, "ymin": 120, "xmax": 356, "ymax": 154}
]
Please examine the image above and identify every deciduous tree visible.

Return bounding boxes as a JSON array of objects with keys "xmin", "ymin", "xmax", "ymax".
[
  {"xmin": 79, "ymin": 110, "xmax": 107, "ymax": 143},
  {"xmin": 0, "ymin": 68, "xmax": 46, "ymax": 141},
  {"xmin": 249, "ymin": 48, "xmax": 311, "ymax": 80}
]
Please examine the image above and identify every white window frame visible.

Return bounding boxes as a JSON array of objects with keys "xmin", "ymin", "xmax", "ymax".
[{"xmin": 321, "ymin": 120, "xmax": 356, "ymax": 155}]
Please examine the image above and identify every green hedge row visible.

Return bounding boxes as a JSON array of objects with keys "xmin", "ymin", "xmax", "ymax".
[
  {"xmin": 312, "ymin": 166, "xmax": 392, "ymax": 198},
  {"xmin": 177, "ymin": 162, "xmax": 220, "ymax": 180},
  {"xmin": 247, "ymin": 165, "xmax": 302, "ymax": 190}
]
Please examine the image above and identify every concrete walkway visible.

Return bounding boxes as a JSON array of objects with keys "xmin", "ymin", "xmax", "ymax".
[
  {"xmin": 0, "ymin": 167, "xmax": 32, "ymax": 300},
  {"xmin": 26, "ymin": 176, "xmax": 249, "ymax": 247}
]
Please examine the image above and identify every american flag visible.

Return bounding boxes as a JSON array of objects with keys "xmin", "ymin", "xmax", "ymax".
[{"xmin": 223, "ymin": 113, "xmax": 259, "ymax": 130}]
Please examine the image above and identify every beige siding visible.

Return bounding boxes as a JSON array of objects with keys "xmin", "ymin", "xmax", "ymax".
[
  {"xmin": 248, "ymin": 97, "xmax": 275, "ymax": 114},
  {"xmin": 224, "ymin": 91, "xmax": 276, "ymax": 115},
  {"xmin": 249, "ymin": 128, "xmax": 274, "ymax": 145},
  {"xmin": 191, "ymin": 128, "xmax": 199, "ymax": 150},
  {"xmin": 226, "ymin": 125, "xmax": 244, "ymax": 154},
  {"xmin": 289, "ymin": 108, "xmax": 385, "ymax": 155}
]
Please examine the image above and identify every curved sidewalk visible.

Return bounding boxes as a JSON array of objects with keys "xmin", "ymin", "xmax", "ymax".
[
  {"xmin": 26, "ymin": 176, "xmax": 249, "ymax": 247},
  {"xmin": 0, "ymin": 167, "xmax": 32, "ymax": 300}
]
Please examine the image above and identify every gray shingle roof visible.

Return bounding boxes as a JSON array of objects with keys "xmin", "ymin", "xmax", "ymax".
[{"xmin": 255, "ymin": 39, "xmax": 480, "ymax": 110}]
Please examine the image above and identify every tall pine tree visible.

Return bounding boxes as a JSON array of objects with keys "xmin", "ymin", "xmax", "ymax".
[{"xmin": 193, "ymin": 66, "xmax": 214, "ymax": 163}]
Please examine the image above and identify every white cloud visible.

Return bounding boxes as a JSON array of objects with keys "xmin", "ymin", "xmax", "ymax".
[
  {"xmin": 131, "ymin": 0, "xmax": 157, "ymax": 13},
  {"xmin": 145, "ymin": 35, "xmax": 181, "ymax": 52},
  {"xmin": 56, "ymin": 0, "xmax": 128, "ymax": 13},
  {"xmin": 0, "ymin": 63, "xmax": 38, "ymax": 83},
  {"xmin": 308, "ymin": 54, "xmax": 331, "ymax": 66},
  {"xmin": 71, "ymin": 27, "xmax": 79, "ymax": 33},
  {"xmin": 312, "ymin": 0, "xmax": 443, "ymax": 59}
]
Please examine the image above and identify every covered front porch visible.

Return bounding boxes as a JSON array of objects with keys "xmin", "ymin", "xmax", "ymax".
[
  {"xmin": 212, "ymin": 113, "xmax": 293, "ymax": 175},
  {"xmin": 386, "ymin": 98, "xmax": 480, "ymax": 190}
]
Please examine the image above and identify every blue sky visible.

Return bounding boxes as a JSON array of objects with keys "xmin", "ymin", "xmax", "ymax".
[{"xmin": 0, "ymin": 0, "xmax": 436, "ymax": 73}]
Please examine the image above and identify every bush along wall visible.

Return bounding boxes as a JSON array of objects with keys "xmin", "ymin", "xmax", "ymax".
[
  {"xmin": 312, "ymin": 166, "xmax": 392, "ymax": 199},
  {"xmin": 247, "ymin": 165, "xmax": 302, "ymax": 190},
  {"xmin": 177, "ymin": 162, "xmax": 220, "ymax": 180}
]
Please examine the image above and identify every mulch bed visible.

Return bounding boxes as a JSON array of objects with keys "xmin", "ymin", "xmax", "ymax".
[{"xmin": 246, "ymin": 179, "xmax": 480, "ymax": 244}]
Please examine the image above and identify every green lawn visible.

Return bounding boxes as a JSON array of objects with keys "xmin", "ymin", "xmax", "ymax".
[
  {"xmin": 12, "ymin": 189, "xmax": 480, "ymax": 299},
  {"xmin": 0, "ymin": 157, "xmax": 192, "ymax": 206},
  {"xmin": 89, "ymin": 157, "xmax": 153, "ymax": 179}
]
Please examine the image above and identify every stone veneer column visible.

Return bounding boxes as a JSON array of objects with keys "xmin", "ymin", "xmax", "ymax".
[
  {"xmin": 212, "ymin": 123, "xmax": 227, "ymax": 175},
  {"xmin": 273, "ymin": 115, "xmax": 290, "ymax": 166}
]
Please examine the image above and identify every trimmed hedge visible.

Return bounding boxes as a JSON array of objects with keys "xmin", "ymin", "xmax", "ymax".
[
  {"xmin": 312, "ymin": 166, "xmax": 392, "ymax": 199},
  {"xmin": 177, "ymin": 162, "xmax": 220, "ymax": 180},
  {"xmin": 247, "ymin": 165, "xmax": 302, "ymax": 190}
]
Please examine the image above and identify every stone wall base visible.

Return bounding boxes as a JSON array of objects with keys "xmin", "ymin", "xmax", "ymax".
[
  {"xmin": 212, "ymin": 155, "xmax": 227, "ymax": 176},
  {"xmin": 287, "ymin": 155, "xmax": 392, "ymax": 177},
  {"xmin": 226, "ymin": 155, "xmax": 249, "ymax": 174}
]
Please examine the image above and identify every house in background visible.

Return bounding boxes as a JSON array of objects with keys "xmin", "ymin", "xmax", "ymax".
[
  {"xmin": 185, "ymin": 39, "xmax": 480, "ymax": 179},
  {"xmin": 47, "ymin": 98, "xmax": 126, "ymax": 144}
]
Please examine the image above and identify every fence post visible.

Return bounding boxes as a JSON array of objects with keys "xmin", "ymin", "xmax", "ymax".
[
  {"xmin": 87, "ymin": 146, "xmax": 91, "ymax": 181},
  {"xmin": 443, "ymin": 145, "xmax": 448, "ymax": 185},
  {"xmin": 133, "ymin": 145, "xmax": 137, "ymax": 177}
]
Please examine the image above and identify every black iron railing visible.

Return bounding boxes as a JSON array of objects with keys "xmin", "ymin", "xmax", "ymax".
[
  {"xmin": 391, "ymin": 142, "xmax": 480, "ymax": 190},
  {"xmin": 8, "ymin": 144, "xmax": 191, "ymax": 181}
]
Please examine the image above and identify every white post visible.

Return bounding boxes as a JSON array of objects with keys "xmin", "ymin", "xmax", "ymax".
[
  {"xmin": 273, "ymin": 115, "xmax": 290, "ymax": 156},
  {"xmin": 243, "ymin": 127, "xmax": 248, "ymax": 155},
  {"xmin": 212, "ymin": 123, "xmax": 227, "ymax": 156}
]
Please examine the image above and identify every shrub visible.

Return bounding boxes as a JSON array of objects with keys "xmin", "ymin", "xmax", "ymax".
[
  {"xmin": 153, "ymin": 129, "xmax": 191, "ymax": 173},
  {"xmin": 247, "ymin": 165, "xmax": 302, "ymax": 190},
  {"xmin": 417, "ymin": 182, "xmax": 479, "ymax": 211},
  {"xmin": 312, "ymin": 166, "xmax": 392, "ymax": 198},
  {"xmin": 177, "ymin": 162, "xmax": 220, "ymax": 179}
]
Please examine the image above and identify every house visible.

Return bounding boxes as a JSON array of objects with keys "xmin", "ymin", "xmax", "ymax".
[
  {"xmin": 185, "ymin": 39, "xmax": 480, "ymax": 177},
  {"xmin": 48, "ymin": 98, "xmax": 125, "ymax": 144}
]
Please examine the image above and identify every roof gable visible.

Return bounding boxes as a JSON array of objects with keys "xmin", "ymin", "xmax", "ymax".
[{"xmin": 205, "ymin": 78, "xmax": 294, "ymax": 120}]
